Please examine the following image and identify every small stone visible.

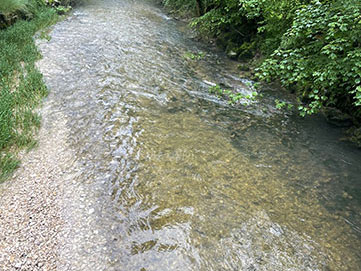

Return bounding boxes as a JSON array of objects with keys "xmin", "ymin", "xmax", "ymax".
[{"xmin": 88, "ymin": 208, "xmax": 95, "ymax": 215}]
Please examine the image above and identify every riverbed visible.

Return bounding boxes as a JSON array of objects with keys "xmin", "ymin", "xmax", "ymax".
[{"xmin": 35, "ymin": 0, "xmax": 361, "ymax": 269}]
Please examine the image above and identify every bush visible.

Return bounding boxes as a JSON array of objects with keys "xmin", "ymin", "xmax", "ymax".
[
  {"xmin": 162, "ymin": 0, "xmax": 198, "ymax": 16},
  {"xmin": 161, "ymin": 0, "xmax": 361, "ymax": 122},
  {"xmin": 258, "ymin": 0, "xmax": 361, "ymax": 118}
]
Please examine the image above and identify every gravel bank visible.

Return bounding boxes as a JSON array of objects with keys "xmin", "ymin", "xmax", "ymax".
[
  {"xmin": 0, "ymin": 105, "xmax": 72, "ymax": 270},
  {"xmin": 0, "ymin": 95, "xmax": 115, "ymax": 270}
]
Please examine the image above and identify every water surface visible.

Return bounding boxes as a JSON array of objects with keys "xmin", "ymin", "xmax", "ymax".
[{"xmin": 37, "ymin": 0, "xmax": 361, "ymax": 270}]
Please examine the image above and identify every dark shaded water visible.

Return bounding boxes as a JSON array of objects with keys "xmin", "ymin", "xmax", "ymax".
[{"xmin": 37, "ymin": 0, "xmax": 361, "ymax": 270}]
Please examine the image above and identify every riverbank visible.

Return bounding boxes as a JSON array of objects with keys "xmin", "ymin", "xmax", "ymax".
[
  {"xmin": 0, "ymin": 105, "xmax": 69, "ymax": 270},
  {"xmin": 0, "ymin": 0, "xmax": 81, "ymax": 181},
  {"xmin": 158, "ymin": 0, "xmax": 361, "ymax": 145},
  {"xmin": 0, "ymin": 4, "xmax": 59, "ymax": 181},
  {"xmin": 0, "ymin": 94, "xmax": 110, "ymax": 270}
]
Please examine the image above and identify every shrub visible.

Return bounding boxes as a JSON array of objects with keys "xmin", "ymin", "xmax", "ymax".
[
  {"xmin": 162, "ymin": 0, "xmax": 361, "ymax": 121},
  {"xmin": 258, "ymin": 0, "xmax": 361, "ymax": 118}
]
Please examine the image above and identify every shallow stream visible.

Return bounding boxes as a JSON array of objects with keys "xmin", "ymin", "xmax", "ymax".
[{"xmin": 37, "ymin": 0, "xmax": 361, "ymax": 269}]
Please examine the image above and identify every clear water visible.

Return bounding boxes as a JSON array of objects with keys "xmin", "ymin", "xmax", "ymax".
[{"xmin": 37, "ymin": 0, "xmax": 361, "ymax": 270}]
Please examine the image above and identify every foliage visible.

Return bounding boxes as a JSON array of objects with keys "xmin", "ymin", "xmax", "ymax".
[
  {"xmin": 183, "ymin": 51, "xmax": 205, "ymax": 60},
  {"xmin": 258, "ymin": 0, "xmax": 361, "ymax": 118},
  {"xmin": 161, "ymin": 0, "xmax": 361, "ymax": 122},
  {"xmin": 43, "ymin": 0, "xmax": 74, "ymax": 9},
  {"xmin": 161, "ymin": 0, "xmax": 198, "ymax": 17},
  {"xmin": 0, "ymin": 0, "xmax": 74, "ymax": 28},
  {"xmin": 209, "ymin": 85, "xmax": 258, "ymax": 105},
  {"xmin": 0, "ymin": 3, "xmax": 57, "ymax": 180},
  {"xmin": 188, "ymin": 0, "xmax": 310, "ymax": 53},
  {"xmin": 275, "ymin": 99, "xmax": 294, "ymax": 111},
  {"xmin": 0, "ymin": 0, "xmax": 29, "ymax": 15}
]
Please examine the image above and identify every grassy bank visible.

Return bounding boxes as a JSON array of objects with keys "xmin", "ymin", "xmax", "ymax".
[
  {"xmin": 0, "ymin": 1, "xmax": 58, "ymax": 181},
  {"xmin": 160, "ymin": 0, "xmax": 361, "ymax": 129}
]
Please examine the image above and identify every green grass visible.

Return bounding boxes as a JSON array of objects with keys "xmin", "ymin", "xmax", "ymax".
[
  {"xmin": 0, "ymin": 3, "xmax": 57, "ymax": 181},
  {"xmin": 0, "ymin": 0, "xmax": 29, "ymax": 15}
]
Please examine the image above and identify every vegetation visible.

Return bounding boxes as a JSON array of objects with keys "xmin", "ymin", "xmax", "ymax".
[
  {"xmin": 0, "ymin": 0, "xmax": 69, "ymax": 180},
  {"xmin": 183, "ymin": 51, "xmax": 206, "ymax": 60},
  {"xmin": 0, "ymin": 0, "xmax": 73, "ymax": 28},
  {"xmin": 1, "ymin": 0, "xmax": 360, "ymax": 179},
  {"xmin": 161, "ymin": 0, "xmax": 361, "ymax": 123},
  {"xmin": 275, "ymin": 99, "xmax": 294, "ymax": 111},
  {"xmin": 209, "ymin": 84, "xmax": 258, "ymax": 105}
]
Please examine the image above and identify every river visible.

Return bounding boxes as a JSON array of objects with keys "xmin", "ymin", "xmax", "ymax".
[{"xmin": 36, "ymin": 0, "xmax": 361, "ymax": 270}]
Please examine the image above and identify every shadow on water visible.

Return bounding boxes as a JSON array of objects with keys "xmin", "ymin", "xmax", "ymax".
[{"xmin": 37, "ymin": 0, "xmax": 361, "ymax": 270}]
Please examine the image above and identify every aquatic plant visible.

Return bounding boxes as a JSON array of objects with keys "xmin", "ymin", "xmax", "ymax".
[
  {"xmin": 209, "ymin": 84, "xmax": 258, "ymax": 105},
  {"xmin": 183, "ymin": 51, "xmax": 205, "ymax": 60}
]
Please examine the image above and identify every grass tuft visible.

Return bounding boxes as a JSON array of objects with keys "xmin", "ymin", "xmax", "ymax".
[
  {"xmin": 0, "ymin": 2, "xmax": 57, "ymax": 182},
  {"xmin": 0, "ymin": 0, "xmax": 29, "ymax": 15}
]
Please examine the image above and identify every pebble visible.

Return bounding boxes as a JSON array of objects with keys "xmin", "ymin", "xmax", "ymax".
[{"xmin": 0, "ymin": 110, "xmax": 70, "ymax": 270}]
